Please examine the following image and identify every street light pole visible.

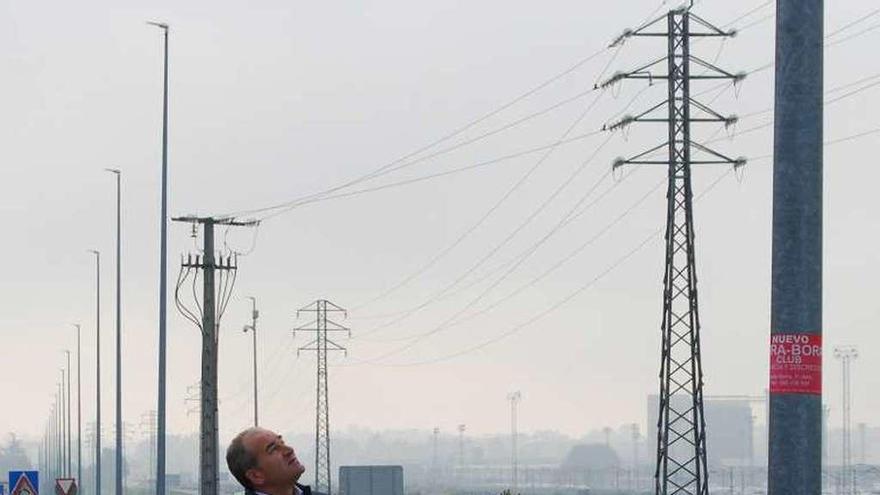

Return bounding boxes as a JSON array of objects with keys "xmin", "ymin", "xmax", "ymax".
[
  {"xmin": 508, "ymin": 391, "xmax": 521, "ymax": 495},
  {"xmin": 54, "ymin": 394, "xmax": 60, "ymax": 476},
  {"xmin": 65, "ymin": 350, "xmax": 72, "ymax": 477},
  {"xmin": 105, "ymin": 167, "xmax": 122, "ymax": 495},
  {"xmin": 147, "ymin": 21, "xmax": 170, "ymax": 495},
  {"xmin": 74, "ymin": 323, "xmax": 82, "ymax": 491},
  {"xmin": 243, "ymin": 297, "xmax": 259, "ymax": 426},
  {"xmin": 60, "ymin": 370, "xmax": 66, "ymax": 477},
  {"xmin": 89, "ymin": 249, "xmax": 102, "ymax": 495}
]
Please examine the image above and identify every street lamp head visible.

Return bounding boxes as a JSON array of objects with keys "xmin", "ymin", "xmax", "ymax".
[
  {"xmin": 147, "ymin": 21, "xmax": 169, "ymax": 30},
  {"xmin": 104, "ymin": 168, "xmax": 121, "ymax": 175}
]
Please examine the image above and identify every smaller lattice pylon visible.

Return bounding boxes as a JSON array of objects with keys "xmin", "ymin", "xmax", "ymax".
[{"xmin": 294, "ymin": 300, "xmax": 350, "ymax": 495}]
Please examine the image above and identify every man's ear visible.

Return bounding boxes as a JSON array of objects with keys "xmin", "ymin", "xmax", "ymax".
[{"xmin": 246, "ymin": 468, "xmax": 265, "ymax": 488}]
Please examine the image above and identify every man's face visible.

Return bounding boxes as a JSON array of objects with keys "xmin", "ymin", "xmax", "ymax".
[{"xmin": 243, "ymin": 428, "xmax": 306, "ymax": 490}]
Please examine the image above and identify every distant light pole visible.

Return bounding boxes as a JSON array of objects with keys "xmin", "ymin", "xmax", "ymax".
[
  {"xmin": 243, "ymin": 297, "xmax": 259, "ymax": 426},
  {"xmin": 54, "ymin": 394, "xmax": 60, "ymax": 476},
  {"xmin": 147, "ymin": 21, "xmax": 170, "ymax": 495},
  {"xmin": 73, "ymin": 323, "xmax": 82, "ymax": 490},
  {"xmin": 65, "ymin": 350, "xmax": 72, "ymax": 477},
  {"xmin": 59, "ymin": 370, "xmax": 66, "ymax": 476},
  {"xmin": 508, "ymin": 391, "xmax": 521, "ymax": 495},
  {"xmin": 89, "ymin": 249, "xmax": 102, "ymax": 495},
  {"xmin": 834, "ymin": 346, "xmax": 858, "ymax": 495},
  {"xmin": 105, "ymin": 167, "xmax": 123, "ymax": 495}
]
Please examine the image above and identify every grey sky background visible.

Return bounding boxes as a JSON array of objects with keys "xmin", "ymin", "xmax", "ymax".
[{"xmin": 1, "ymin": 0, "xmax": 878, "ymax": 447}]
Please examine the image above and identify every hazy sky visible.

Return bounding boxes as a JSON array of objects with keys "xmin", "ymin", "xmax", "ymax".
[{"xmin": 2, "ymin": 0, "xmax": 878, "ymax": 448}]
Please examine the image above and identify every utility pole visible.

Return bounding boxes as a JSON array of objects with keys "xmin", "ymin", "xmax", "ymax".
[
  {"xmin": 768, "ymin": 0, "xmax": 824, "ymax": 493},
  {"xmin": 834, "ymin": 347, "xmax": 857, "ymax": 495},
  {"xmin": 105, "ymin": 167, "xmax": 123, "ymax": 495},
  {"xmin": 507, "ymin": 391, "xmax": 521, "ymax": 495},
  {"xmin": 74, "ymin": 323, "xmax": 83, "ymax": 491},
  {"xmin": 294, "ymin": 300, "xmax": 350, "ymax": 495},
  {"xmin": 173, "ymin": 216, "xmax": 254, "ymax": 495},
  {"xmin": 600, "ymin": 8, "xmax": 741, "ymax": 495},
  {"xmin": 243, "ymin": 296, "xmax": 259, "ymax": 426},
  {"xmin": 90, "ymin": 249, "xmax": 102, "ymax": 495},
  {"xmin": 147, "ymin": 21, "xmax": 170, "ymax": 495}
]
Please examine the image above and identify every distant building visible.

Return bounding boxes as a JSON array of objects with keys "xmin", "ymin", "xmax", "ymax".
[
  {"xmin": 561, "ymin": 443, "xmax": 620, "ymax": 470},
  {"xmin": 646, "ymin": 394, "xmax": 754, "ymax": 467}
]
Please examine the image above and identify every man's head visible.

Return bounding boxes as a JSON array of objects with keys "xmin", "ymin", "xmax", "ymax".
[{"xmin": 226, "ymin": 427, "xmax": 306, "ymax": 493}]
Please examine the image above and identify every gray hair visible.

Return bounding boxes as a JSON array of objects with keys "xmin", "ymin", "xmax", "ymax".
[{"xmin": 226, "ymin": 427, "xmax": 261, "ymax": 490}]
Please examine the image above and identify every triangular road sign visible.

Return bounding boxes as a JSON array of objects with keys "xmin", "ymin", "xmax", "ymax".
[
  {"xmin": 54, "ymin": 479, "xmax": 75, "ymax": 495},
  {"xmin": 10, "ymin": 475, "xmax": 37, "ymax": 495}
]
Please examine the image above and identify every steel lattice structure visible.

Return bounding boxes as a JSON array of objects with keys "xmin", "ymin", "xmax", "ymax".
[
  {"xmin": 602, "ymin": 8, "xmax": 744, "ymax": 495},
  {"xmin": 295, "ymin": 300, "xmax": 350, "ymax": 495}
]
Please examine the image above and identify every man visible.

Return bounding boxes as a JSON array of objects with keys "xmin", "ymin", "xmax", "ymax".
[{"xmin": 226, "ymin": 427, "xmax": 309, "ymax": 495}]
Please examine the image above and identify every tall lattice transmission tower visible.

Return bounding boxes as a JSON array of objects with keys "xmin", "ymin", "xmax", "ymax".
[
  {"xmin": 294, "ymin": 300, "xmax": 350, "ymax": 495},
  {"xmin": 601, "ymin": 7, "xmax": 744, "ymax": 495}
]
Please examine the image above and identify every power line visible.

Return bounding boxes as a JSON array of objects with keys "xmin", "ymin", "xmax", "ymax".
[
  {"xmin": 260, "ymin": 127, "xmax": 605, "ymax": 220},
  {"xmin": 219, "ymin": 0, "xmax": 864, "ymax": 228},
  {"xmin": 343, "ymin": 2, "xmax": 786, "ymax": 320},
  {"xmin": 347, "ymin": 13, "xmax": 773, "ymax": 332},
  {"xmin": 347, "ymin": 118, "xmax": 880, "ymax": 367},
  {"xmin": 721, "ymin": 0, "xmax": 773, "ymax": 29},
  {"xmin": 350, "ymin": 89, "xmax": 661, "ymax": 319},
  {"xmin": 348, "ymin": 162, "xmax": 659, "ymax": 354},
  {"xmin": 372, "ymin": 166, "xmax": 735, "ymax": 368},
  {"xmin": 349, "ymin": 62, "xmax": 878, "ymax": 346},
  {"xmin": 825, "ymin": 7, "xmax": 880, "ymax": 39},
  {"xmin": 218, "ymin": 51, "xmax": 615, "ymax": 220},
  {"xmin": 354, "ymin": 168, "xmax": 625, "ymax": 339},
  {"xmin": 217, "ymin": 0, "xmax": 769, "ymax": 222},
  {"xmin": 349, "ymin": 90, "xmax": 610, "ymax": 329},
  {"xmin": 345, "ymin": 3, "xmax": 788, "ymax": 336},
  {"xmin": 351, "ymin": 83, "xmax": 662, "ymax": 326},
  {"xmin": 350, "ymin": 133, "xmax": 618, "ymax": 350}
]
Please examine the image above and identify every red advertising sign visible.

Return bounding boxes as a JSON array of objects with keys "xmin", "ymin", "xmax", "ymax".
[{"xmin": 769, "ymin": 333, "xmax": 822, "ymax": 394}]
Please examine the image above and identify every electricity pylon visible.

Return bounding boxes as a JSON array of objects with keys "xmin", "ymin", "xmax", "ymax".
[
  {"xmin": 294, "ymin": 300, "xmax": 350, "ymax": 495},
  {"xmin": 601, "ymin": 7, "xmax": 744, "ymax": 495}
]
